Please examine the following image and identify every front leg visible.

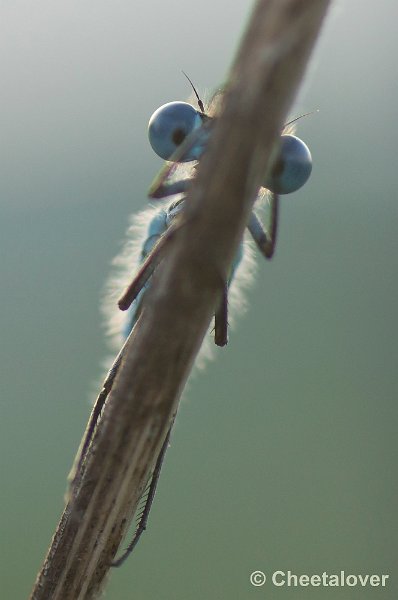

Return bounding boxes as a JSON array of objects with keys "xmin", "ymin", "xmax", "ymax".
[
  {"xmin": 247, "ymin": 193, "xmax": 279, "ymax": 259},
  {"xmin": 118, "ymin": 216, "xmax": 183, "ymax": 312}
]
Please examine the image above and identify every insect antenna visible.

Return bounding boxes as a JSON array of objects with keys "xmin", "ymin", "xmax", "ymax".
[
  {"xmin": 284, "ymin": 109, "xmax": 319, "ymax": 128},
  {"xmin": 182, "ymin": 70, "xmax": 205, "ymax": 114}
]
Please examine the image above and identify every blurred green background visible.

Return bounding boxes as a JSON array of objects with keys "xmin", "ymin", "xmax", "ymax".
[{"xmin": 1, "ymin": 1, "xmax": 397, "ymax": 598}]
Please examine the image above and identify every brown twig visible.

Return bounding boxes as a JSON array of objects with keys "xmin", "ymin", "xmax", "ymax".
[{"xmin": 30, "ymin": 1, "xmax": 331, "ymax": 598}]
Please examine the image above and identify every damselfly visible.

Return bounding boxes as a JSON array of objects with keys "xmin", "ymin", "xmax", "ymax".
[{"xmin": 72, "ymin": 77, "xmax": 313, "ymax": 566}]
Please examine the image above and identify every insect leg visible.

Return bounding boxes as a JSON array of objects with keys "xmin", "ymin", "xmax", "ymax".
[
  {"xmin": 213, "ymin": 240, "xmax": 244, "ymax": 347},
  {"xmin": 247, "ymin": 193, "xmax": 279, "ymax": 259},
  {"xmin": 150, "ymin": 177, "xmax": 191, "ymax": 200},
  {"xmin": 214, "ymin": 283, "xmax": 229, "ymax": 347},
  {"xmin": 118, "ymin": 217, "xmax": 183, "ymax": 312}
]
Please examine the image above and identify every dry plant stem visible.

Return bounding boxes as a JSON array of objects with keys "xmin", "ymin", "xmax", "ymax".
[{"xmin": 30, "ymin": 1, "xmax": 331, "ymax": 599}]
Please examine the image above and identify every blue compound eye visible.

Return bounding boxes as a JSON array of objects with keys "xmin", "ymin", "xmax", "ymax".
[
  {"xmin": 148, "ymin": 101, "xmax": 204, "ymax": 161},
  {"xmin": 264, "ymin": 135, "xmax": 312, "ymax": 194}
]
